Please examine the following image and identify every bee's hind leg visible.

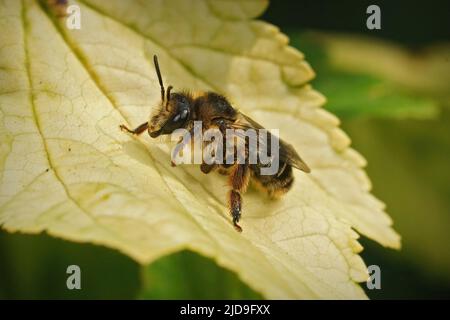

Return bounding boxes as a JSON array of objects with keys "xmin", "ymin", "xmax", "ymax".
[
  {"xmin": 228, "ymin": 164, "xmax": 250, "ymax": 232},
  {"xmin": 229, "ymin": 190, "xmax": 242, "ymax": 232}
]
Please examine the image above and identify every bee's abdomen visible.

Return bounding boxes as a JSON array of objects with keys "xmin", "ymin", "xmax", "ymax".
[{"xmin": 251, "ymin": 162, "xmax": 294, "ymax": 199}]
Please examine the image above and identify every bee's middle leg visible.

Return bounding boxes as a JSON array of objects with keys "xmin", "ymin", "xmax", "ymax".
[
  {"xmin": 200, "ymin": 163, "xmax": 216, "ymax": 174},
  {"xmin": 228, "ymin": 164, "xmax": 250, "ymax": 232}
]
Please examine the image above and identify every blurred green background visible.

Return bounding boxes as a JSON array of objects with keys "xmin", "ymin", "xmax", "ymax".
[{"xmin": 1, "ymin": 0, "xmax": 449, "ymax": 299}]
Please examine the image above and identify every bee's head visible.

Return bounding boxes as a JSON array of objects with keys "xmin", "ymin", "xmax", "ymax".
[{"xmin": 147, "ymin": 56, "xmax": 192, "ymax": 138}]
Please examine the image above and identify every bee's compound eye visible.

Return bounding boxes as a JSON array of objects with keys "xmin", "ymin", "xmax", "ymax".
[
  {"xmin": 173, "ymin": 109, "xmax": 189, "ymax": 123},
  {"xmin": 180, "ymin": 109, "xmax": 188, "ymax": 120}
]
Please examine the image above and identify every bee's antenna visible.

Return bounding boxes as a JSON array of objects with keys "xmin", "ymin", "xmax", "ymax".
[
  {"xmin": 165, "ymin": 85, "xmax": 173, "ymax": 110},
  {"xmin": 153, "ymin": 55, "xmax": 165, "ymax": 102}
]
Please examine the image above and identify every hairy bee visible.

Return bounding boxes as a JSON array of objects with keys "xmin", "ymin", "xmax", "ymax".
[{"xmin": 120, "ymin": 56, "xmax": 310, "ymax": 232}]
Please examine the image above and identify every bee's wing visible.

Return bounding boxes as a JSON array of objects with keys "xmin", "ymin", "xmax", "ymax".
[
  {"xmin": 232, "ymin": 113, "xmax": 311, "ymax": 173},
  {"xmin": 278, "ymin": 140, "xmax": 311, "ymax": 173}
]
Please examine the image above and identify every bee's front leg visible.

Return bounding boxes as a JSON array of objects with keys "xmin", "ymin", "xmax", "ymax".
[
  {"xmin": 171, "ymin": 126, "xmax": 196, "ymax": 167},
  {"xmin": 171, "ymin": 136, "xmax": 185, "ymax": 167},
  {"xmin": 228, "ymin": 164, "xmax": 250, "ymax": 232},
  {"xmin": 120, "ymin": 122, "xmax": 149, "ymax": 135}
]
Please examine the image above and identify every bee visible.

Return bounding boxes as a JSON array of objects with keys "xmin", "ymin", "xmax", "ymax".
[{"xmin": 120, "ymin": 56, "xmax": 311, "ymax": 232}]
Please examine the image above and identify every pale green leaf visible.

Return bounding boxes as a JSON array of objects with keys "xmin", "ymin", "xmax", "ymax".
[{"xmin": 0, "ymin": 0, "xmax": 400, "ymax": 299}]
